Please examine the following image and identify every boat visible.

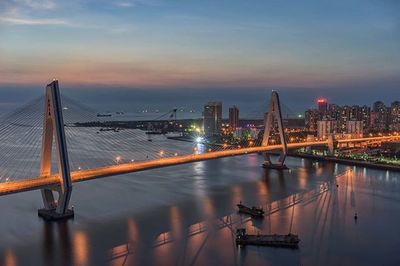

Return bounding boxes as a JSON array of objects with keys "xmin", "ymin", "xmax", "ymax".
[
  {"xmin": 145, "ymin": 130, "xmax": 165, "ymax": 135},
  {"xmin": 97, "ymin": 113, "xmax": 112, "ymax": 117},
  {"xmin": 235, "ymin": 228, "xmax": 300, "ymax": 248},
  {"xmin": 237, "ymin": 202, "xmax": 264, "ymax": 218},
  {"xmin": 99, "ymin": 127, "xmax": 119, "ymax": 132},
  {"xmin": 262, "ymin": 162, "xmax": 289, "ymax": 170},
  {"xmin": 165, "ymin": 131, "xmax": 183, "ymax": 138}
]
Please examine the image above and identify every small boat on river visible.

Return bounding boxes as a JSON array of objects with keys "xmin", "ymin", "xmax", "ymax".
[{"xmin": 237, "ymin": 202, "xmax": 264, "ymax": 218}]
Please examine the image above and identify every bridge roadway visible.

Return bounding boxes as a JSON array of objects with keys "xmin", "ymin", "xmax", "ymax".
[{"xmin": 0, "ymin": 136, "xmax": 399, "ymax": 196}]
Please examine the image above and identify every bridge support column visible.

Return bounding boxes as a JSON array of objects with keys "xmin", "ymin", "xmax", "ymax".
[
  {"xmin": 327, "ymin": 134, "xmax": 337, "ymax": 155},
  {"xmin": 262, "ymin": 91, "xmax": 288, "ymax": 170},
  {"xmin": 38, "ymin": 80, "xmax": 74, "ymax": 221}
]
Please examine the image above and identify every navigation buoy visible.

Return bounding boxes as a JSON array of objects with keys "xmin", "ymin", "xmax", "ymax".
[{"xmin": 354, "ymin": 212, "xmax": 358, "ymax": 220}]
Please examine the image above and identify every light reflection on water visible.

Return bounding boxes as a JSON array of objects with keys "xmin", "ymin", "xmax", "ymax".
[
  {"xmin": 73, "ymin": 231, "xmax": 88, "ymax": 266},
  {"xmin": 4, "ymin": 249, "xmax": 16, "ymax": 266},
  {"xmin": 0, "ymin": 155, "xmax": 400, "ymax": 265}
]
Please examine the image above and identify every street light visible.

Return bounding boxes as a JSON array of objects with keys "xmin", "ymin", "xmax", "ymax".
[{"xmin": 196, "ymin": 137, "xmax": 204, "ymax": 143}]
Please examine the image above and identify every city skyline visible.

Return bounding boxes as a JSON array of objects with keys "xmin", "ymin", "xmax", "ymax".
[
  {"xmin": 0, "ymin": 85, "xmax": 399, "ymax": 115},
  {"xmin": 0, "ymin": 0, "xmax": 399, "ymax": 93}
]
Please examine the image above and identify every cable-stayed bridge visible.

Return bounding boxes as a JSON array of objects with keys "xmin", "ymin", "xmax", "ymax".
[{"xmin": 0, "ymin": 81, "xmax": 399, "ymax": 220}]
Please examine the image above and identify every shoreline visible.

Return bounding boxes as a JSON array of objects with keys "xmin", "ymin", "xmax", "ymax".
[{"xmin": 289, "ymin": 153, "xmax": 400, "ymax": 172}]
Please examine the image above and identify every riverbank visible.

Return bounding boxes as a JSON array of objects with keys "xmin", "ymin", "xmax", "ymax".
[{"xmin": 290, "ymin": 152, "xmax": 400, "ymax": 172}]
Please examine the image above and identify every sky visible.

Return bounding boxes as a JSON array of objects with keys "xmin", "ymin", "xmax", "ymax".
[{"xmin": 0, "ymin": 0, "xmax": 399, "ymax": 112}]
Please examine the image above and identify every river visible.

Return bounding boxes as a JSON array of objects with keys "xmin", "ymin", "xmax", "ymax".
[{"xmin": 0, "ymin": 154, "xmax": 400, "ymax": 265}]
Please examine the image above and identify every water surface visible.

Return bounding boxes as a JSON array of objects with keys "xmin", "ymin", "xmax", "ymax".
[{"xmin": 1, "ymin": 155, "xmax": 400, "ymax": 266}]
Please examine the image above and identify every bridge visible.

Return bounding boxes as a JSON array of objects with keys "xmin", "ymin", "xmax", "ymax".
[{"xmin": 0, "ymin": 80, "xmax": 399, "ymax": 220}]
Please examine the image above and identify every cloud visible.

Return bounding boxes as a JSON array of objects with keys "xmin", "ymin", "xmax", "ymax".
[
  {"xmin": 14, "ymin": 0, "xmax": 56, "ymax": 10},
  {"xmin": 0, "ymin": 16, "xmax": 71, "ymax": 26},
  {"xmin": 115, "ymin": 1, "xmax": 136, "ymax": 8},
  {"xmin": 0, "ymin": 0, "xmax": 62, "ymax": 26},
  {"xmin": 114, "ymin": 0, "xmax": 161, "ymax": 8}
]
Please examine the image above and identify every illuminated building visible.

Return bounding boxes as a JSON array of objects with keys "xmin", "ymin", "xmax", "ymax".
[
  {"xmin": 360, "ymin": 105, "xmax": 371, "ymax": 132},
  {"xmin": 372, "ymin": 101, "xmax": 389, "ymax": 131},
  {"xmin": 221, "ymin": 123, "xmax": 231, "ymax": 136},
  {"xmin": 390, "ymin": 101, "xmax": 400, "ymax": 131},
  {"xmin": 345, "ymin": 105, "xmax": 370, "ymax": 133},
  {"xmin": 346, "ymin": 120, "xmax": 363, "ymax": 136},
  {"xmin": 229, "ymin": 106, "xmax": 239, "ymax": 130},
  {"xmin": 234, "ymin": 127, "xmax": 260, "ymax": 139},
  {"xmin": 203, "ymin": 101, "xmax": 222, "ymax": 136},
  {"xmin": 338, "ymin": 105, "xmax": 351, "ymax": 133},
  {"xmin": 317, "ymin": 98, "xmax": 328, "ymax": 113},
  {"xmin": 317, "ymin": 120, "xmax": 337, "ymax": 139},
  {"xmin": 305, "ymin": 109, "xmax": 320, "ymax": 132},
  {"xmin": 350, "ymin": 105, "xmax": 360, "ymax": 120},
  {"xmin": 306, "ymin": 97, "xmax": 399, "ymax": 135},
  {"xmin": 327, "ymin": 104, "xmax": 340, "ymax": 120}
]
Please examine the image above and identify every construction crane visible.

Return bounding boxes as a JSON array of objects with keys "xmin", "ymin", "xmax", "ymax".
[{"xmin": 146, "ymin": 108, "xmax": 178, "ymax": 139}]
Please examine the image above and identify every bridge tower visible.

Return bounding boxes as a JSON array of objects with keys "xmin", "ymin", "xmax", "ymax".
[
  {"xmin": 262, "ymin": 91, "xmax": 288, "ymax": 169},
  {"xmin": 38, "ymin": 80, "xmax": 74, "ymax": 221}
]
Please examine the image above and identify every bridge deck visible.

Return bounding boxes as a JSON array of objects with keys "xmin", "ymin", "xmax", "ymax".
[
  {"xmin": 0, "ymin": 135, "xmax": 398, "ymax": 196},
  {"xmin": 0, "ymin": 142, "xmax": 328, "ymax": 196}
]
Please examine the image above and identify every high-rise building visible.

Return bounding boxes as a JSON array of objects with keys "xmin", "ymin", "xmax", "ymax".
[
  {"xmin": 317, "ymin": 120, "xmax": 337, "ymax": 139},
  {"xmin": 229, "ymin": 105, "xmax": 239, "ymax": 130},
  {"xmin": 305, "ymin": 109, "xmax": 321, "ymax": 132},
  {"xmin": 317, "ymin": 98, "xmax": 328, "ymax": 113},
  {"xmin": 346, "ymin": 120, "xmax": 363, "ymax": 136},
  {"xmin": 372, "ymin": 101, "xmax": 388, "ymax": 131},
  {"xmin": 338, "ymin": 105, "xmax": 351, "ymax": 133},
  {"xmin": 360, "ymin": 105, "xmax": 371, "ymax": 132},
  {"xmin": 203, "ymin": 101, "xmax": 222, "ymax": 136},
  {"xmin": 370, "ymin": 110, "xmax": 378, "ymax": 130},
  {"xmin": 390, "ymin": 101, "xmax": 400, "ymax": 131},
  {"xmin": 327, "ymin": 104, "xmax": 340, "ymax": 120},
  {"xmin": 350, "ymin": 105, "xmax": 360, "ymax": 120},
  {"xmin": 308, "ymin": 98, "xmax": 400, "ymax": 135}
]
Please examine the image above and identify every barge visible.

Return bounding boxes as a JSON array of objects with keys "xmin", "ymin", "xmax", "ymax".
[{"xmin": 235, "ymin": 228, "xmax": 300, "ymax": 248}]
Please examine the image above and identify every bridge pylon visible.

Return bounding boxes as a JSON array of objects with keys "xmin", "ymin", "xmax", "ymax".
[
  {"xmin": 38, "ymin": 80, "xmax": 74, "ymax": 221},
  {"xmin": 262, "ymin": 91, "xmax": 288, "ymax": 170}
]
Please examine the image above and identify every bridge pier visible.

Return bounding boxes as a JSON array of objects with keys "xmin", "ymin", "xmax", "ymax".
[
  {"xmin": 327, "ymin": 134, "xmax": 337, "ymax": 155},
  {"xmin": 38, "ymin": 80, "xmax": 74, "ymax": 221},
  {"xmin": 261, "ymin": 91, "xmax": 288, "ymax": 170}
]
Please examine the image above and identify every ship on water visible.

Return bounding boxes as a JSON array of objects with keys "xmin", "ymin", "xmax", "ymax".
[
  {"xmin": 237, "ymin": 202, "xmax": 264, "ymax": 218},
  {"xmin": 235, "ymin": 228, "xmax": 300, "ymax": 248},
  {"xmin": 97, "ymin": 112, "xmax": 112, "ymax": 117}
]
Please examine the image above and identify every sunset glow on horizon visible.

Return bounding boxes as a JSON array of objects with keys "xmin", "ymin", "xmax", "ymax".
[{"xmin": 0, "ymin": 0, "xmax": 399, "ymax": 90}]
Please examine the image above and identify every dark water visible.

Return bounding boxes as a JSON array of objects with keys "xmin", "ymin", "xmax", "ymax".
[{"xmin": 0, "ymin": 155, "xmax": 400, "ymax": 266}]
